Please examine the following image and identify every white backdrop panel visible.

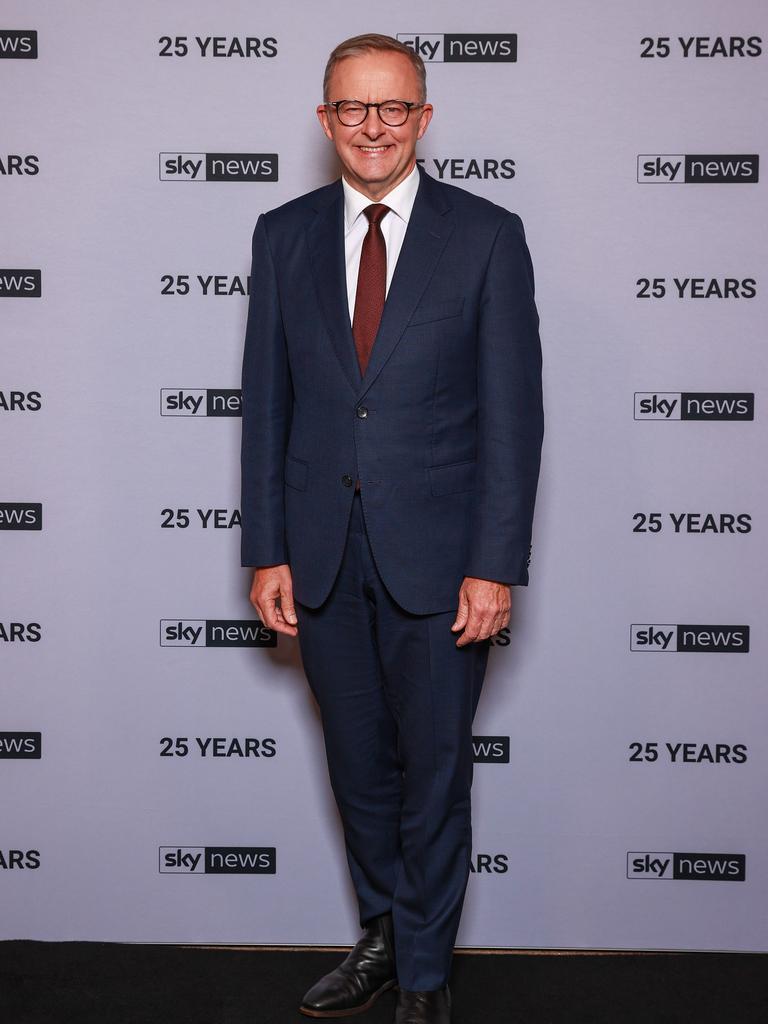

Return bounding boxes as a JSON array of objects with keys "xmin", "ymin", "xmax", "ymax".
[{"xmin": 1, "ymin": 0, "xmax": 766, "ymax": 949}]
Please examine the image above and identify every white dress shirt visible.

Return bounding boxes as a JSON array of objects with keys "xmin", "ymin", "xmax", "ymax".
[{"xmin": 342, "ymin": 163, "xmax": 420, "ymax": 324}]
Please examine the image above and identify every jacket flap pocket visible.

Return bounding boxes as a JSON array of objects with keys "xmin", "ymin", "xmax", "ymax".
[
  {"xmin": 408, "ymin": 297, "xmax": 465, "ymax": 327},
  {"xmin": 429, "ymin": 459, "xmax": 477, "ymax": 497},
  {"xmin": 284, "ymin": 454, "xmax": 308, "ymax": 491}
]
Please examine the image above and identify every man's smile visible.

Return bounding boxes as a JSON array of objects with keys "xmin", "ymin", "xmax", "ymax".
[{"xmin": 316, "ymin": 49, "xmax": 433, "ymax": 201}]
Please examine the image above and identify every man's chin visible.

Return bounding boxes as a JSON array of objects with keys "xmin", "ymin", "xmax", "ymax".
[
  {"xmin": 350, "ymin": 166, "xmax": 394, "ymax": 184},
  {"xmin": 344, "ymin": 163, "xmax": 408, "ymax": 192}
]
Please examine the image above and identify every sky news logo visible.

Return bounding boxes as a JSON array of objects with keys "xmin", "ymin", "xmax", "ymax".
[
  {"xmin": 160, "ymin": 153, "xmax": 278, "ymax": 182},
  {"xmin": 397, "ymin": 33, "xmax": 516, "ymax": 62},
  {"xmin": 159, "ymin": 846, "xmax": 276, "ymax": 874},
  {"xmin": 638, "ymin": 154, "xmax": 759, "ymax": 183},
  {"xmin": 0, "ymin": 30, "xmax": 37, "ymax": 58},
  {"xmin": 630, "ymin": 624, "xmax": 749, "ymax": 653},
  {"xmin": 160, "ymin": 620, "xmax": 276, "ymax": 647},
  {"xmin": 0, "ymin": 732, "xmax": 41, "ymax": 759},
  {"xmin": 161, "ymin": 389, "xmax": 241, "ymax": 416},
  {"xmin": 473, "ymin": 736, "xmax": 510, "ymax": 763},
  {"xmin": 627, "ymin": 852, "xmax": 745, "ymax": 881},
  {"xmin": 0, "ymin": 503, "xmax": 42, "ymax": 530},
  {"xmin": 0, "ymin": 270, "xmax": 41, "ymax": 297},
  {"xmin": 634, "ymin": 392, "xmax": 754, "ymax": 420}
]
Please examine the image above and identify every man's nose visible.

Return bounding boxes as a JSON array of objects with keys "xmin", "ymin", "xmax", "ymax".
[{"xmin": 361, "ymin": 107, "xmax": 384, "ymax": 137}]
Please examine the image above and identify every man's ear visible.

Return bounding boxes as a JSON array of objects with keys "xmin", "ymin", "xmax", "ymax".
[
  {"xmin": 416, "ymin": 104, "xmax": 434, "ymax": 141},
  {"xmin": 316, "ymin": 104, "xmax": 333, "ymax": 141}
]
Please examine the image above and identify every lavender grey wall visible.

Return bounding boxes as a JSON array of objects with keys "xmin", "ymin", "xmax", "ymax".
[{"xmin": 2, "ymin": 0, "xmax": 766, "ymax": 950}]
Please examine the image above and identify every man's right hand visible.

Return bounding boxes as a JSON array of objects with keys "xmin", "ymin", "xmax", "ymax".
[{"xmin": 249, "ymin": 565, "xmax": 298, "ymax": 637}]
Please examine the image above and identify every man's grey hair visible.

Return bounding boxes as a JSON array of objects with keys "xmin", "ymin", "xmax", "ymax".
[{"xmin": 323, "ymin": 33, "xmax": 427, "ymax": 104}]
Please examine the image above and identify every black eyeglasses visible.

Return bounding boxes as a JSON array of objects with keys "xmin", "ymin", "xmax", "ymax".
[{"xmin": 325, "ymin": 99, "xmax": 425, "ymax": 127}]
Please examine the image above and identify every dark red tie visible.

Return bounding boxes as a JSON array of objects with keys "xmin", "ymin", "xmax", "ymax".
[{"xmin": 352, "ymin": 204, "xmax": 390, "ymax": 377}]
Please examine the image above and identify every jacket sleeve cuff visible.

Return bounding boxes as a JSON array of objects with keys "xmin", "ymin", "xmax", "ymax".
[
  {"xmin": 240, "ymin": 541, "xmax": 288, "ymax": 569},
  {"xmin": 464, "ymin": 542, "xmax": 532, "ymax": 587}
]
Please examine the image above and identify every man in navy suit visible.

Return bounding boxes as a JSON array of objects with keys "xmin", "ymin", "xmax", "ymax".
[{"xmin": 241, "ymin": 33, "xmax": 543, "ymax": 1024}]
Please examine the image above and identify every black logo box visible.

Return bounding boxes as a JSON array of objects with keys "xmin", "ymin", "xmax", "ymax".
[
  {"xmin": 206, "ymin": 389, "xmax": 240, "ymax": 416},
  {"xmin": 0, "ymin": 732, "xmax": 41, "ymax": 758},
  {"xmin": 205, "ymin": 621, "xmax": 277, "ymax": 647},
  {"xmin": 205, "ymin": 154, "xmax": 278, "ymax": 182},
  {"xmin": 677, "ymin": 625, "xmax": 750, "ymax": 653},
  {"xmin": 673, "ymin": 852, "xmax": 745, "ymax": 881},
  {"xmin": 0, "ymin": 503, "xmax": 42, "ymax": 530},
  {"xmin": 442, "ymin": 34, "xmax": 517, "ymax": 62},
  {"xmin": 473, "ymin": 736, "xmax": 510, "ymax": 762},
  {"xmin": 204, "ymin": 846, "xmax": 275, "ymax": 873},
  {"xmin": 0, "ymin": 30, "xmax": 38, "ymax": 59},
  {"xmin": 685, "ymin": 155, "xmax": 759, "ymax": 183},
  {"xmin": 682, "ymin": 392, "xmax": 754, "ymax": 419},
  {"xmin": 0, "ymin": 270, "xmax": 42, "ymax": 297}
]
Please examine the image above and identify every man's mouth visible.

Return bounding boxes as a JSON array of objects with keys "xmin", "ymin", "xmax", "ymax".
[{"xmin": 357, "ymin": 145, "xmax": 392, "ymax": 154}]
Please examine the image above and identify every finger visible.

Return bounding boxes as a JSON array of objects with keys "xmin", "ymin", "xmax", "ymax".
[
  {"xmin": 456, "ymin": 615, "xmax": 483, "ymax": 646},
  {"xmin": 470, "ymin": 613, "xmax": 498, "ymax": 644},
  {"xmin": 272, "ymin": 621, "xmax": 298, "ymax": 637},
  {"xmin": 490, "ymin": 611, "xmax": 506, "ymax": 636},
  {"xmin": 249, "ymin": 583, "xmax": 268, "ymax": 622},
  {"xmin": 475, "ymin": 618, "xmax": 494, "ymax": 642},
  {"xmin": 273, "ymin": 602, "xmax": 298, "ymax": 636},
  {"xmin": 451, "ymin": 589, "xmax": 470, "ymax": 631},
  {"xmin": 259, "ymin": 600, "xmax": 277, "ymax": 630},
  {"xmin": 268, "ymin": 601, "xmax": 298, "ymax": 637}
]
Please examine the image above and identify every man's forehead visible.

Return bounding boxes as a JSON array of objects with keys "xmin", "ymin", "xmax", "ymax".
[{"xmin": 328, "ymin": 52, "xmax": 419, "ymax": 96}]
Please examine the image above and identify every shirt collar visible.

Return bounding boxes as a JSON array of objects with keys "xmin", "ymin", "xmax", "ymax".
[{"xmin": 342, "ymin": 163, "xmax": 420, "ymax": 234}]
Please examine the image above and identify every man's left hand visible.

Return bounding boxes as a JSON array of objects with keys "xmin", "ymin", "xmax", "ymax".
[{"xmin": 451, "ymin": 577, "xmax": 511, "ymax": 646}]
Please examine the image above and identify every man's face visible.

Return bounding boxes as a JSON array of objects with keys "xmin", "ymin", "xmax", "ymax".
[{"xmin": 316, "ymin": 50, "xmax": 433, "ymax": 201}]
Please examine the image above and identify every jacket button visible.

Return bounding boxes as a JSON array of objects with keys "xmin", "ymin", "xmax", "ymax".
[
  {"xmin": 356, "ymin": 405, "xmax": 368, "ymax": 418},
  {"xmin": 341, "ymin": 474, "xmax": 354, "ymax": 487}
]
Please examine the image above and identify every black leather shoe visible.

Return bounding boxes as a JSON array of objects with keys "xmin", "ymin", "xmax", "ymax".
[
  {"xmin": 395, "ymin": 986, "xmax": 451, "ymax": 1024},
  {"xmin": 299, "ymin": 912, "xmax": 397, "ymax": 1017}
]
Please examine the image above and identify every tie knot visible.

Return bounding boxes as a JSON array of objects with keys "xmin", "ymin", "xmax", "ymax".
[{"xmin": 364, "ymin": 203, "xmax": 390, "ymax": 227}]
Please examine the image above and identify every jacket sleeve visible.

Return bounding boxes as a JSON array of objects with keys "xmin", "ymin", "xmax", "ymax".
[
  {"xmin": 240, "ymin": 213, "xmax": 293, "ymax": 568},
  {"xmin": 463, "ymin": 212, "xmax": 544, "ymax": 586}
]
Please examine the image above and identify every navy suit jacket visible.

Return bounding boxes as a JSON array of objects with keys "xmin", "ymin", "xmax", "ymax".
[{"xmin": 240, "ymin": 165, "xmax": 544, "ymax": 615}]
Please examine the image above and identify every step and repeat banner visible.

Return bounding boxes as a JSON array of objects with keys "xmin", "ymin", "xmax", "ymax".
[{"xmin": 2, "ymin": 1, "xmax": 766, "ymax": 950}]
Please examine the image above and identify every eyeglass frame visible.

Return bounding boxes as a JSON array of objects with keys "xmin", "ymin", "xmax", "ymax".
[{"xmin": 324, "ymin": 99, "xmax": 426, "ymax": 127}]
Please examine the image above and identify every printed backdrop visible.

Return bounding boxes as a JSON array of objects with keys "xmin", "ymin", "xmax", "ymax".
[{"xmin": 2, "ymin": 0, "xmax": 766, "ymax": 950}]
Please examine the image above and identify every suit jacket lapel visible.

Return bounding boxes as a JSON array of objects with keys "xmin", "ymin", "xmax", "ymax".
[
  {"xmin": 306, "ymin": 183, "xmax": 362, "ymax": 396},
  {"xmin": 305, "ymin": 168, "xmax": 455, "ymax": 401},
  {"xmin": 356, "ymin": 167, "xmax": 455, "ymax": 400}
]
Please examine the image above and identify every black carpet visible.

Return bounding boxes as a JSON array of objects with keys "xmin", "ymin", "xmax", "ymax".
[{"xmin": 1, "ymin": 943, "xmax": 766, "ymax": 1024}]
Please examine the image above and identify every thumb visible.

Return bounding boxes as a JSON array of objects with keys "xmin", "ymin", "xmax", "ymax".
[
  {"xmin": 280, "ymin": 586, "xmax": 297, "ymax": 625},
  {"xmin": 451, "ymin": 587, "xmax": 469, "ymax": 631}
]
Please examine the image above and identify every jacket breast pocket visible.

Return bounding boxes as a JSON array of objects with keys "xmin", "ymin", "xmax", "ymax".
[
  {"xmin": 428, "ymin": 458, "xmax": 477, "ymax": 497},
  {"xmin": 284, "ymin": 454, "xmax": 308, "ymax": 491},
  {"xmin": 408, "ymin": 297, "xmax": 465, "ymax": 327}
]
